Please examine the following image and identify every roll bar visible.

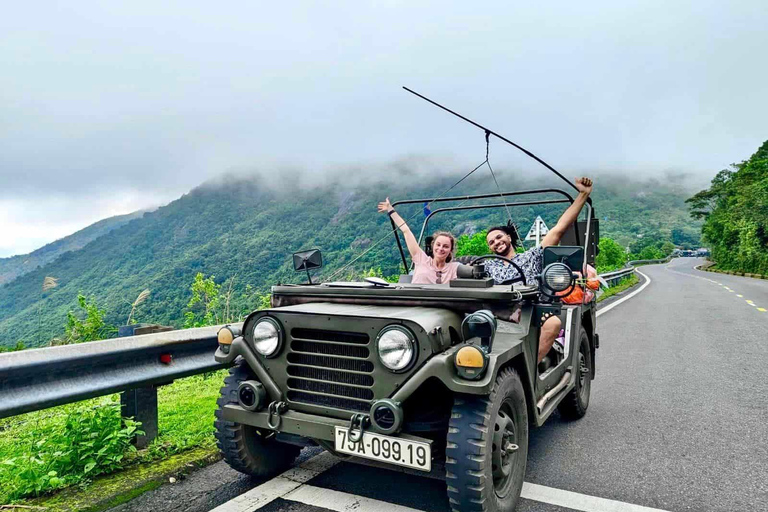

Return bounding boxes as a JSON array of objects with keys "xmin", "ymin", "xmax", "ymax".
[{"xmin": 389, "ymin": 188, "xmax": 595, "ymax": 271}]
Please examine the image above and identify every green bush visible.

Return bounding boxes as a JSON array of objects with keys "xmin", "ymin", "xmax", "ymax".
[
  {"xmin": 595, "ymin": 237, "xmax": 627, "ymax": 273},
  {"xmin": 0, "ymin": 403, "xmax": 141, "ymax": 501},
  {"xmin": 455, "ymin": 231, "xmax": 488, "ymax": 257}
]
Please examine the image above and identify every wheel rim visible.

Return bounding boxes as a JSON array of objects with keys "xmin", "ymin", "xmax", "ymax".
[
  {"xmin": 491, "ymin": 399, "xmax": 519, "ymax": 496},
  {"xmin": 578, "ymin": 342, "xmax": 591, "ymax": 404}
]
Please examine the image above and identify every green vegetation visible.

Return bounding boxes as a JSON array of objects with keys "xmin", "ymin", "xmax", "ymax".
[
  {"xmin": 0, "ymin": 372, "xmax": 226, "ymax": 503},
  {"xmin": 55, "ymin": 294, "xmax": 115, "ymax": 345},
  {"xmin": 595, "ymin": 238, "xmax": 627, "ymax": 273},
  {"xmin": 596, "ymin": 273, "xmax": 639, "ymax": 302},
  {"xmin": 0, "ymin": 172, "xmax": 700, "ymax": 348},
  {"xmin": 687, "ymin": 140, "xmax": 768, "ymax": 274}
]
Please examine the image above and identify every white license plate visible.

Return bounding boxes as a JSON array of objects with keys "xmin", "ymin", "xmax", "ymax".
[{"xmin": 333, "ymin": 426, "xmax": 431, "ymax": 472}]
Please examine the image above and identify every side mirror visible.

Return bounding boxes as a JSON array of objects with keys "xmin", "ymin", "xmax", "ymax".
[{"xmin": 293, "ymin": 249, "xmax": 323, "ymax": 284}]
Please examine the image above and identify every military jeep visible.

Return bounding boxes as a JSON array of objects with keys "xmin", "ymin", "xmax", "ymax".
[{"xmin": 213, "ymin": 189, "xmax": 599, "ymax": 511}]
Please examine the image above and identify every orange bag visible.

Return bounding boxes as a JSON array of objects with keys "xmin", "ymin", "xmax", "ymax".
[{"xmin": 561, "ymin": 265, "xmax": 599, "ymax": 304}]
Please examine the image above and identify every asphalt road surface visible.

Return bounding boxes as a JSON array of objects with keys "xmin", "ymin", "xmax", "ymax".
[{"xmin": 113, "ymin": 259, "xmax": 767, "ymax": 512}]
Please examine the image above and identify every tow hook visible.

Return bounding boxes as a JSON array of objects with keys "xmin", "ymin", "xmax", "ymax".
[
  {"xmin": 347, "ymin": 413, "xmax": 370, "ymax": 443},
  {"xmin": 267, "ymin": 401, "xmax": 288, "ymax": 429}
]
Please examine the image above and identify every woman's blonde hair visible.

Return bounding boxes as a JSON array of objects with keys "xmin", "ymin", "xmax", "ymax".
[{"xmin": 431, "ymin": 231, "xmax": 457, "ymax": 262}]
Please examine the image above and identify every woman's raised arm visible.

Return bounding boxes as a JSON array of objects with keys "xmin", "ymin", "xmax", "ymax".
[{"xmin": 378, "ymin": 197, "xmax": 422, "ymax": 260}]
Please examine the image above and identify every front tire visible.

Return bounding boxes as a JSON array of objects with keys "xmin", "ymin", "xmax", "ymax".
[
  {"xmin": 558, "ymin": 329, "xmax": 591, "ymax": 420},
  {"xmin": 445, "ymin": 367, "xmax": 529, "ymax": 511},
  {"xmin": 214, "ymin": 362, "xmax": 300, "ymax": 476}
]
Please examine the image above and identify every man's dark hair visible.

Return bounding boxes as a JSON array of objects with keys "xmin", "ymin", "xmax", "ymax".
[{"xmin": 486, "ymin": 224, "xmax": 520, "ymax": 248}]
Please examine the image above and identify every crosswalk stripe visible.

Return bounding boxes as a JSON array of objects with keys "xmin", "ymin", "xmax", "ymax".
[
  {"xmin": 522, "ymin": 482, "xmax": 672, "ymax": 512},
  {"xmin": 286, "ymin": 484, "xmax": 424, "ymax": 512},
  {"xmin": 209, "ymin": 452, "xmax": 339, "ymax": 512}
]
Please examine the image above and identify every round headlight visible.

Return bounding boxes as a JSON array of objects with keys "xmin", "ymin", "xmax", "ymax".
[
  {"xmin": 376, "ymin": 325, "xmax": 416, "ymax": 372},
  {"xmin": 542, "ymin": 263, "xmax": 574, "ymax": 292},
  {"xmin": 251, "ymin": 318, "xmax": 282, "ymax": 357}
]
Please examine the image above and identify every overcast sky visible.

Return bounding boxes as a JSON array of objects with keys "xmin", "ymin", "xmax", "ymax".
[{"xmin": 1, "ymin": 1, "xmax": 766, "ymax": 257}]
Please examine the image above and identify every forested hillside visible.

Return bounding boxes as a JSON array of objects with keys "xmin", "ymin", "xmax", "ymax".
[
  {"xmin": 0, "ymin": 210, "xmax": 147, "ymax": 285},
  {"xmin": 687, "ymin": 140, "xmax": 768, "ymax": 273},
  {"xmin": 0, "ymin": 169, "xmax": 701, "ymax": 348}
]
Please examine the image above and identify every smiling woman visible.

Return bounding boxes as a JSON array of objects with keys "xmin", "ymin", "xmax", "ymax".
[{"xmin": 377, "ymin": 197, "xmax": 460, "ymax": 284}]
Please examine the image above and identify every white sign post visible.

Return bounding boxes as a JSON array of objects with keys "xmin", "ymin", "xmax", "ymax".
[{"xmin": 525, "ymin": 216, "xmax": 550, "ymax": 247}]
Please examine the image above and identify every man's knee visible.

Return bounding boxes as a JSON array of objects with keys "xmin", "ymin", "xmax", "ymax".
[{"xmin": 540, "ymin": 316, "xmax": 562, "ymax": 340}]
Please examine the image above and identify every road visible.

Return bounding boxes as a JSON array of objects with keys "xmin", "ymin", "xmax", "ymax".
[{"xmin": 113, "ymin": 259, "xmax": 768, "ymax": 512}]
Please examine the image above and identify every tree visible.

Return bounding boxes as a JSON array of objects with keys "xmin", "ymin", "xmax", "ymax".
[
  {"xmin": 184, "ymin": 273, "xmax": 222, "ymax": 328},
  {"xmin": 687, "ymin": 140, "xmax": 768, "ymax": 274},
  {"xmin": 595, "ymin": 238, "xmax": 627, "ymax": 272},
  {"xmin": 57, "ymin": 294, "xmax": 115, "ymax": 345},
  {"xmin": 660, "ymin": 241, "xmax": 676, "ymax": 257},
  {"xmin": 456, "ymin": 231, "xmax": 489, "ymax": 257}
]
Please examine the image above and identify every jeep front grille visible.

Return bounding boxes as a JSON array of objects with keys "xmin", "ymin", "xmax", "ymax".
[{"xmin": 286, "ymin": 328, "xmax": 374, "ymax": 413}]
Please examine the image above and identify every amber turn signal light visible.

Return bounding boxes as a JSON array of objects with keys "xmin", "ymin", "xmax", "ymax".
[{"xmin": 454, "ymin": 345, "xmax": 488, "ymax": 380}]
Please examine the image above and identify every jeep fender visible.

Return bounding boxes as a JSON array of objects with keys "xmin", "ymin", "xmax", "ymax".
[{"xmin": 391, "ymin": 335, "xmax": 527, "ymax": 401}]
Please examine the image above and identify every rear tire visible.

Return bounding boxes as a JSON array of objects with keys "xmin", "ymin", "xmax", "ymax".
[
  {"xmin": 214, "ymin": 362, "xmax": 300, "ymax": 476},
  {"xmin": 445, "ymin": 367, "xmax": 529, "ymax": 511},
  {"xmin": 558, "ymin": 329, "xmax": 591, "ymax": 420}
]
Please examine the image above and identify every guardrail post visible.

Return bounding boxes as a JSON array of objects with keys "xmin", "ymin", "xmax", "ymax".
[
  {"xmin": 121, "ymin": 386, "xmax": 158, "ymax": 449},
  {"xmin": 118, "ymin": 324, "xmax": 173, "ymax": 448}
]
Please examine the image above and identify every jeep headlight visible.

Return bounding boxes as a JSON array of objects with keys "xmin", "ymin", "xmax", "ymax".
[
  {"xmin": 376, "ymin": 325, "xmax": 416, "ymax": 372},
  {"xmin": 251, "ymin": 317, "xmax": 282, "ymax": 357},
  {"xmin": 541, "ymin": 263, "xmax": 574, "ymax": 293}
]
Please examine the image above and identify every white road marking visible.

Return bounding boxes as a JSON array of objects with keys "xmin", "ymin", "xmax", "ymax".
[
  {"xmin": 286, "ymin": 484, "xmax": 424, "ymax": 512},
  {"xmin": 597, "ymin": 269, "xmax": 650, "ymax": 318},
  {"xmin": 738, "ymin": 294, "xmax": 744, "ymax": 297},
  {"xmin": 522, "ymin": 482, "xmax": 673, "ymax": 512},
  {"xmin": 209, "ymin": 452, "xmax": 339, "ymax": 512}
]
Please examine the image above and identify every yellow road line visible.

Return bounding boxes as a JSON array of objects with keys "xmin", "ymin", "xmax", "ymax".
[
  {"xmin": 737, "ymin": 294, "xmax": 744, "ymax": 297},
  {"xmin": 758, "ymin": 308, "xmax": 767, "ymax": 312}
]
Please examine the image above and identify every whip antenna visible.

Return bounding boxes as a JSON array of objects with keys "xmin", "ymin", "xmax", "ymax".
[{"xmin": 402, "ymin": 86, "xmax": 588, "ymax": 202}]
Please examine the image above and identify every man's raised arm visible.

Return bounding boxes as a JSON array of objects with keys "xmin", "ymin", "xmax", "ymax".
[{"xmin": 541, "ymin": 177, "xmax": 593, "ymax": 248}]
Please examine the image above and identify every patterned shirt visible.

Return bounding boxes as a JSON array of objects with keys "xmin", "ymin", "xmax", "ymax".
[{"xmin": 484, "ymin": 247, "xmax": 543, "ymax": 286}]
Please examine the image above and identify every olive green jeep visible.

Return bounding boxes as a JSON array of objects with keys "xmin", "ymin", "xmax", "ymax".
[{"xmin": 213, "ymin": 189, "xmax": 599, "ymax": 511}]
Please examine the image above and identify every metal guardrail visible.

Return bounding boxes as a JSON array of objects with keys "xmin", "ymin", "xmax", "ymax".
[
  {"xmin": 627, "ymin": 255, "xmax": 674, "ymax": 266},
  {"xmin": 0, "ymin": 264, "xmax": 643, "ymax": 426},
  {"xmin": 599, "ymin": 267, "xmax": 635, "ymax": 286},
  {"xmin": 0, "ymin": 325, "xmax": 235, "ymax": 421}
]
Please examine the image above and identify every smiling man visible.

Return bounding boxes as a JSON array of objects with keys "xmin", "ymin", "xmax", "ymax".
[{"xmin": 484, "ymin": 177, "xmax": 593, "ymax": 364}]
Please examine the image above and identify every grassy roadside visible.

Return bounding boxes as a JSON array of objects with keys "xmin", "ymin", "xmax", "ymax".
[
  {"xmin": 597, "ymin": 273, "xmax": 639, "ymax": 303},
  {"xmin": 1, "ymin": 370, "xmax": 228, "ymax": 508}
]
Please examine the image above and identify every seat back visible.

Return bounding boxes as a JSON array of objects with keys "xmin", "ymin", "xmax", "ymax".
[{"xmin": 543, "ymin": 246, "xmax": 584, "ymax": 270}]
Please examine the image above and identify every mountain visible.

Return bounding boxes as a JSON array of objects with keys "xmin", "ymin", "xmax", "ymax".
[
  {"xmin": 0, "ymin": 211, "xmax": 148, "ymax": 285},
  {"xmin": 0, "ymin": 168, "xmax": 701, "ymax": 348}
]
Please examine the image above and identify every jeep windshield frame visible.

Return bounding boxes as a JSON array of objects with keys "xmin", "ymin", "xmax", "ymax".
[{"xmin": 390, "ymin": 189, "xmax": 596, "ymax": 273}]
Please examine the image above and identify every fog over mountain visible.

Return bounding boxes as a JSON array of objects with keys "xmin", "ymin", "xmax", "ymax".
[{"xmin": 1, "ymin": 1, "xmax": 765, "ymax": 256}]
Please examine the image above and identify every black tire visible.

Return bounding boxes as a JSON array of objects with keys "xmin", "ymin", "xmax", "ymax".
[
  {"xmin": 558, "ymin": 329, "xmax": 591, "ymax": 420},
  {"xmin": 214, "ymin": 362, "xmax": 300, "ymax": 476},
  {"xmin": 445, "ymin": 367, "xmax": 529, "ymax": 512}
]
